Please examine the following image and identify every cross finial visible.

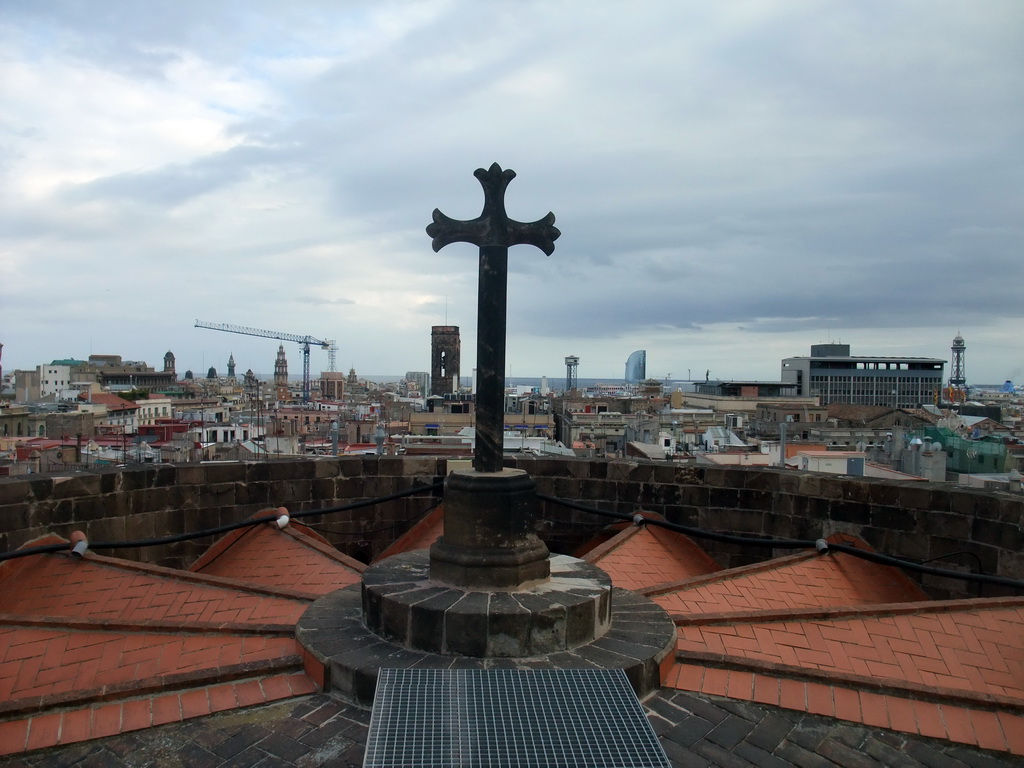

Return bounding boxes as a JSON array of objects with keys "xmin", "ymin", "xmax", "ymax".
[
  {"xmin": 426, "ymin": 163, "xmax": 557, "ymax": 473},
  {"xmin": 427, "ymin": 163, "xmax": 560, "ymax": 255}
]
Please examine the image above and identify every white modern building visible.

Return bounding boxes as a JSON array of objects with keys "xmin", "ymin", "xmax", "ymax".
[
  {"xmin": 39, "ymin": 364, "xmax": 74, "ymax": 400},
  {"xmin": 781, "ymin": 344, "xmax": 944, "ymax": 408}
]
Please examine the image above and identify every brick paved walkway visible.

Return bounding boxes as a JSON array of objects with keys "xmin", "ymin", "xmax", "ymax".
[{"xmin": 2, "ymin": 690, "xmax": 1018, "ymax": 768}]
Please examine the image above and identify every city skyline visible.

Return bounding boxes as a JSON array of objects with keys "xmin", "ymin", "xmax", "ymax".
[{"xmin": 2, "ymin": 2, "xmax": 1022, "ymax": 383}]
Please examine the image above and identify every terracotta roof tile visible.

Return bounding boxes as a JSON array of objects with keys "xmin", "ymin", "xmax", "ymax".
[
  {"xmin": 0, "ymin": 626, "xmax": 300, "ymax": 708},
  {"xmin": 2, "ymin": 490, "xmax": 1021, "ymax": 759},
  {"xmin": 190, "ymin": 520, "xmax": 364, "ymax": 596},
  {"xmin": 0, "ymin": 670, "xmax": 316, "ymax": 757},
  {"xmin": 648, "ymin": 546, "xmax": 927, "ymax": 615},
  {"xmin": 673, "ymin": 600, "xmax": 1024, "ymax": 706},
  {"xmin": 581, "ymin": 521, "xmax": 720, "ymax": 590},
  {"xmin": 375, "ymin": 505, "xmax": 444, "ymax": 560},
  {"xmin": 0, "ymin": 554, "xmax": 308, "ymax": 627}
]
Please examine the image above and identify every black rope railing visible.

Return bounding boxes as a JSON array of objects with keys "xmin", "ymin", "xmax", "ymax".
[
  {"xmin": 288, "ymin": 483, "xmax": 444, "ymax": 520},
  {"xmin": 0, "ymin": 481, "xmax": 445, "ymax": 563},
  {"xmin": 536, "ymin": 492, "xmax": 1024, "ymax": 591},
  {"xmin": 4, "ymin": 479, "xmax": 1023, "ymax": 593},
  {"xmin": 303, "ymin": 498, "xmax": 443, "ymax": 537}
]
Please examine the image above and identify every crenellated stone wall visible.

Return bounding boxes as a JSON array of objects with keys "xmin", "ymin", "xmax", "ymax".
[{"xmin": 1, "ymin": 456, "xmax": 1020, "ymax": 600}]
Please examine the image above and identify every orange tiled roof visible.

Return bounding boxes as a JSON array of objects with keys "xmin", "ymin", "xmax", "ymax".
[
  {"xmin": 189, "ymin": 515, "xmax": 364, "ymax": 596},
  {"xmin": 645, "ymin": 540, "xmax": 927, "ymax": 616},
  {"xmin": 77, "ymin": 393, "xmax": 138, "ymax": 411},
  {"xmin": 2, "ymin": 504, "xmax": 1023, "ymax": 759},
  {"xmin": 665, "ymin": 597, "xmax": 1024, "ymax": 754},
  {"xmin": 674, "ymin": 600, "xmax": 1024, "ymax": 702},
  {"xmin": 579, "ymin": 519, "xmax": 720, "ymax": 590},
  {"xmin": 0, "ymin": 528, "xmax": 331, "ymax": 756},
  {"xmin": 0, "ymin": 667, "xmax": 315, "ymax": 753},
  {"xmin": 375, "ymin": 505, "xmax": 444, "ymax": 560},
  {"xmin": 0, "ymin": 547, "xmax": 308, "ymax": 626},
  {"xmin": 0, "ymin": 625, "xmax": 301, "ymax": 710}
]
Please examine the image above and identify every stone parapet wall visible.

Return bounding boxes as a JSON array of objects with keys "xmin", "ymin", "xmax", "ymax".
[
  {"xmin": 0, "ymin": 458, "xmax": 446, "ymax": 570},
  {"xmin": 511, "ymin": 457, "xmax": 1023, "ymax": 601},
  {"xmin": 1, "ymin": 456, "xmax": 1021, "ymax": 600}
]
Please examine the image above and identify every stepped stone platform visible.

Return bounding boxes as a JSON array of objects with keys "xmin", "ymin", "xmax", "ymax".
[
  {"xmin": 362, "ymin": 551, "xmax": 612, "ymax": 656},
  {"xmin": 296, "ymin": 551, "xmax": 677, "ymax": 705}
]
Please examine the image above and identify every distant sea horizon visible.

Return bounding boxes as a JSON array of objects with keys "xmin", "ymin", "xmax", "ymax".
[
  {"xmin": 266, "ymin": 374, "xmax": 689, "ymax": 390},
  {"xmin": 258, "ymin": 373, "xmax": 1015, "ymax": 393}
]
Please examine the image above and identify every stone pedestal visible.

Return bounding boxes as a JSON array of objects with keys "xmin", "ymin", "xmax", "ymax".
[
  {"xmin": 364, "ymin": 552, "xmax": 610, "ymax": 657},
  {"xmin": 296, "ymin": 552, "xmax": 676, "ymax": 706},
  {"xmin": 429, "ymin": 468, "xmax": 550, "ymax": 588},
  {"xmin": 295, "ymin": 440, "xmax": 676, "ymax": 707}
]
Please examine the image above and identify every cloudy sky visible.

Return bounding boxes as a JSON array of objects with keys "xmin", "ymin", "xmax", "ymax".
[{"xmin": 2, "ymin": 1, "xmax": 1022, "ymax": 385}]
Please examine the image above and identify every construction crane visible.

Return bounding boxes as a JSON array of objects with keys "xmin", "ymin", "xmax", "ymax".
[{"xmin": 195, "ymin": 320, "xmax": 333, "ymax": 403}]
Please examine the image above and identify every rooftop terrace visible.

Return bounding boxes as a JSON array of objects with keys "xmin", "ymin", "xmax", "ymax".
[{"xmin": 1, "ymin": 457, "xmax": 1022, "ymax": 765}]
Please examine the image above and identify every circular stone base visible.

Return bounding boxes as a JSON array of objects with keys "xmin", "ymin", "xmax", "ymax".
[
  {"xmin": 296, "ymin": 553, "xmax": 677, "ymax": 707},
  {"xmin": 362, "ymin": 552, "xmax": 611, "ymax": 657}
]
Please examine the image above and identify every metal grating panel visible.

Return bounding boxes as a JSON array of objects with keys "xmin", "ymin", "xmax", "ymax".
[{"xmin": 364, "ymin": 668, "xmax": 671, "ymax": 768}]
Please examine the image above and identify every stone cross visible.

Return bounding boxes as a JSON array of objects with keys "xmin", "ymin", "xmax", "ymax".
[{"xmin": 427, "ymin": 163, "xmax": 559, "ymax": 472}]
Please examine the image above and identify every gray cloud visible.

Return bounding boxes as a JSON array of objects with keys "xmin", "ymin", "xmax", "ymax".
[
  {"xmin": 1, "ymin": 1, "xmax": 1022, "ymax": 380},
  {"xmin": 296, "ymin": 296, "xmax": 356, "ymax": 306}
]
